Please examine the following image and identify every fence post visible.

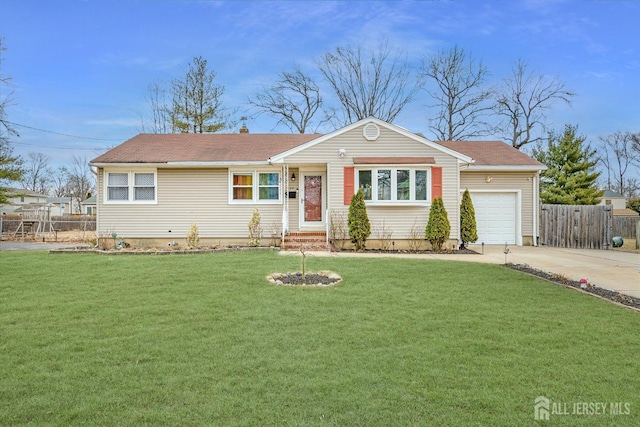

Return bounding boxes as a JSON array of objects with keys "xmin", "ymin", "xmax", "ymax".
[{"xmin": 636, "ymin": 220, "xmax": 640, "ymax": 250}]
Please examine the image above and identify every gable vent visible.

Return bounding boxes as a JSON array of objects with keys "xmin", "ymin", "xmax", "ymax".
[{"xmin": 363, "ymin": 123, "xmax": 380, "ymax": 141}]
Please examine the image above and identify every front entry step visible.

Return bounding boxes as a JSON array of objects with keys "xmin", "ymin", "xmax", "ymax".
[{"xmin": 281, "ymin": 231, "xmax": 329, "ymax": 251}]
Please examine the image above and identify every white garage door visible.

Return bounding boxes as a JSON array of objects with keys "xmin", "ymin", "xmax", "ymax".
[{"xmin": 470, "ymin": 192, "xmax": 517, "ymax": 245}]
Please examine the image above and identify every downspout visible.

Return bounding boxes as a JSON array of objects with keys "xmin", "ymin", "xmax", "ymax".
[
  {"xmin": 533, "ymin": 171, "xmax": 538, "ymax": 246},
  {"xmin": 282, "ymin": 164, "xmax": 289, "ymax": 245},
  {"xmin": 96, "ymin": 167, "xmax": 101, "ymax": 248}
]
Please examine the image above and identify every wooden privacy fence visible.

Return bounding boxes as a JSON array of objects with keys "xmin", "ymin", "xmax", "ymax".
[
  {"xmin": 613, "ymin": 216, "xmax": 640, "ymax": 238},
  {"xmin": 539, "ymin": 204, "xmax": 612, "ymax": 249}
]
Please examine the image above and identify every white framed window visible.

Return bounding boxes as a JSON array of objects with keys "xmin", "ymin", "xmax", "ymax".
[
  {"xmin": 105, "ymin": 170, "xmax": 157, "ymax": 204},
  {"xmin": 356, "ymin": 167, "xmax": 430, "ymax": 204},
  {"xmin": 230, "ymin": 171, "xmax": 281, "ymax": 203}
]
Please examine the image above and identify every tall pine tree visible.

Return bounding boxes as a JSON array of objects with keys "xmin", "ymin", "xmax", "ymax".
[{"xmin": 534, "ymin": 124, "xmax": 604, "ymax": 205}]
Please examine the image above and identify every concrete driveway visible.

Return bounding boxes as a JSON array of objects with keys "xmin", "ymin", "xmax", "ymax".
[{"xmin": 465, "ymin": 244, "xmax": 640, "ymax": 298}]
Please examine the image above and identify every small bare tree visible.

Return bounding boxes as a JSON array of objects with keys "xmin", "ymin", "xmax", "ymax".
[
  {"xmin": 249, "ymin": 65, "xmax": 327, "ymax": 133},
  {"xmin": 407, "ymin": 220, "xmax": 424, "ymax": 252},
  {"xmin": 317, "ymin": 41, "xmax": 419, "ymax": 126},
  {"xmin": 375, "ymin": 219, "xmax": 394, "ymax": 251},
  {"xmin": 420, "ymin": 45, "xmax": 494, "ymax": 141},
  {"xmin": 329, "ymin": 209, "xmax": 348, "ymax": 250},
  {"xmin": 248, "ymin": 208, "xmax": 262, "ymax": 247},
  {"xmin": 494, "ymin": 59, "xmax": 576, "ymax": 149}
]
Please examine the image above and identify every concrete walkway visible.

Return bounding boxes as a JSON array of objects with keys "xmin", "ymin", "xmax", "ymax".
[
  {"xmin": 283, "ymin": 245, "xmax": 640, "ymax": 298},
  {"xmin": 0, "ymin": 241, "xmax": 91, "ymax": 251}
]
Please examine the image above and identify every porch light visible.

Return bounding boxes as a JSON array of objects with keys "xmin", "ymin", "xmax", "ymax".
[
  {"xmin": 291, "ymin": 172, "xmax": 296, "ymax": 181},
  {"xmin": 485, "ymin": 176, "xmax": 492, "ymax": 183}
]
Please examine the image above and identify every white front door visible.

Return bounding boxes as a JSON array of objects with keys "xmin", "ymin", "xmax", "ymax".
[{"xmin": 300, "ymin": 172, "xmax": 326, "ymax": 229}]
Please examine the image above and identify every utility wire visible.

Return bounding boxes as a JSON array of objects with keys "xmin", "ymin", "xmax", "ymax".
[
  {"xmin": 10, "ymin": 140, "xmax": 108, "ymax": 151},
  {"xmin": 5, "ymin": 120, "xmax": 125, "ymax": 141}
]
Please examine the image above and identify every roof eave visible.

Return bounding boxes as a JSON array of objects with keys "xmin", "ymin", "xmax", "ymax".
[
  {"xmin": 269, "ymin": 117, "xmax": 474, "ymax": 164},
  {"xmin": 90, "ymin": 161, "xmax": 272, "ymax": 168},
  {"xmin": 464, "ymin": 165, "xmax": 547, "ymax": 171}
]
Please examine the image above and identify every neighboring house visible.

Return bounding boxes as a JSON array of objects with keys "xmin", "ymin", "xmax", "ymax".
[
  {"xmin": 0, "ymin": 188, "xmax": 48, "ymax": 215},
  {"xmin": 46, "ymin": 197, "xmax": 72, "ymax": 216},
  {"xmin": 599, "ymin": 189, "xmax": 638, "ymax": 217},
  {"xmin": 81, "ymin": 195, "xmax": 97, "ymax": 215},
  {"xmin": 90, "ymin": 117, "xmax": 546, "ymax": 248}
]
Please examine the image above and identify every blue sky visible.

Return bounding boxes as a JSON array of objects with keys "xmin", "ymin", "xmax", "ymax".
[{"xmin": 2, "ymin": 0, "xmax": 639, "ymax": 167}]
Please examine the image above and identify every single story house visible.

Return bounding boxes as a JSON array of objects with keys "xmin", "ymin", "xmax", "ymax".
[
  {"xmin": 90, "ymin": 117, "xmax": 546, "ymax": 248},
  {"xmin": 81, "ymin": 195, "xmax": 97, "ymax": 215},
  {"xmin": 598, "ymin": 189, "xmax": 639, "ymax": 217},
  {"xmin": 46, "ymin": 197, "xmax": 72, "ymax": 216}
]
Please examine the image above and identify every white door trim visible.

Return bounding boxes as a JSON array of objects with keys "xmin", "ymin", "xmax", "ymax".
[
  {"xmin": 299, "ymin": 170, "xmax": 327, "ymax": 230},
  {"xmin": 465, "ymin": 189, "xmax": 522, "ymax": 246}
]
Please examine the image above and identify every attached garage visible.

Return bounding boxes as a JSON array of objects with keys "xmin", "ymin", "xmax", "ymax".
[{"xmin": 470, "ymin": 192, "xmax": 519, "ymax": 245}]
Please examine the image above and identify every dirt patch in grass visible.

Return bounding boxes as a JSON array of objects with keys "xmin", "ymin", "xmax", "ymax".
[{"xmin": 506, "ymin": 263, "xmax": 640, "ymax": 311}]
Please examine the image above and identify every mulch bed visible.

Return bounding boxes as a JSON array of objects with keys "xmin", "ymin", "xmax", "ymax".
[
  {"xmin": 49, "ymin": 246, "xmax": 279, "ymax": 255},
  {"xmin": 267, "ymin": 271, "xmax": 342, "ymax": 287},
  {"xmin": 505, "ymin": 263, "xmax": 640, "ymax": 310},
  {"xmin": 331, "ymin": 247, "xmax": 479, "ymax": 255}
]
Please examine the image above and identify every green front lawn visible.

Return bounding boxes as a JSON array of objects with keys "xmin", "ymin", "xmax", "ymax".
[{"xmin": 1, "ymin": 250, "xmax": 638, "ymax": 426}]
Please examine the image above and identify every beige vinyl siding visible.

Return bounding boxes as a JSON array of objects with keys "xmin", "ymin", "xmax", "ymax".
[
  {"xmin": 460, "ymin": 171, "xmax": 536, "ymax": 239},
  {"xmin": 285, "ymin": 168, "xmax": 300, "ymax": 232},
  {"xmin": 286, "ymin": 124, "xmax": 461, "ymax": 239},
  {"xmin": 97, "ymin": 167, "xmax": 284, "ymax": 239}
]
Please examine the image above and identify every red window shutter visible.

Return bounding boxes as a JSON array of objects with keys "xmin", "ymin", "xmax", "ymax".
[
  {"xmin": 431, "ymin": 167, "xmax": 442, "ymax": 201},
  {"xmin": 344, "ymin": 166, "xmax": 355, "ymax": 205}
]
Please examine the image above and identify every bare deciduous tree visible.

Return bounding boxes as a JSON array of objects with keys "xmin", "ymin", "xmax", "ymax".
[
  {"xmin": 494, "ymin": 59, "xmax": 576, "ymax": 149},
  {"xmin": 317, "ymin": 42, "xmax": 419, "ymax": 126},
  {"xmin": 20, "ymin": 152, "xmax": 52, "ymax": 194},
  {"xmin": 66, "ymin": 156, "xmax": 95, "ymax": 212},
  {"xmin": 51, "ymin": 166, "xmax": 69, "ymax": 198},
  {"xmin": 140, "ymin": 81, "xmax": 172, "ymax": 134},
  {"xmin": 598, "ymin": 131, "xmax": 640, "ymax": 198},
  {"xmin": 249, "ymin": 65, "xmax": 326, "ymax": 133},
  {"xmin": 420, "ymin": 45, "xmax": 494, "ymax": 141},
  {"xmin": 0, "ymin": 36, "xmax": 18, "ymax": 145},
  {"xmin": 0, "ymin": 36, "xmax": 23, "ymax": 204}
]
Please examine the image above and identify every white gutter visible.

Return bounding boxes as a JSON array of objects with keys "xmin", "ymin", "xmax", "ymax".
[
  {"xmin": 464, "ymin": 165, "xmax": 547, "ymax": 172},
  {"xmin": 90, "ymin": 161, "xmax": 271, "ymax": 168}
]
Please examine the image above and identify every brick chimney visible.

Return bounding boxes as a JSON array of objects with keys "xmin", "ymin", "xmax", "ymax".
[{"xmin": 239, "ymin": 124, "xmax": 249, "ymax": 134}]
